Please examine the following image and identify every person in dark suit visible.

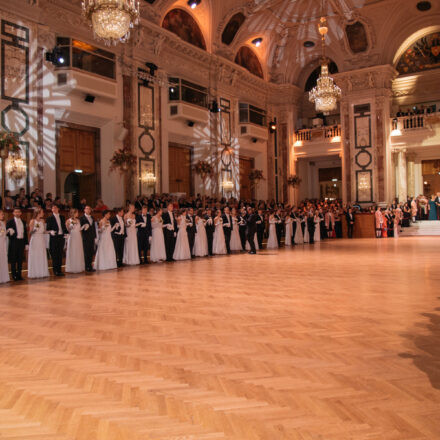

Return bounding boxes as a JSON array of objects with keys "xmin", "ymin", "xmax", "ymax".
[
  {"xmin": 6, "ymin": 208, "xmax": 28, "ymax": 280},
  {"xmin": 204, "ymin": 208, "xmax": 214, "ymax": 256},
  {"xmin": 274, "ymin": 209, "xmax": 283, "ymax": 246},
  {"xmin": 46, "ymin": 204, "xmax": 68, "ymax": 276},
  {"xmin": 136, "ymin": 205, "xmax": 151, "ymax": 264},
  {"xmin": 245, "ymin": 206, "xmax": 257, "ymax": 254},
  {"xmin": 307, "ymin": 212, "xmax": 316, "ymax": 244},
  {"xmin": 346, "ymin": 208, "xmax": 355, "ymax": 239},
  {"xmin": 162, "ymin": 203, "xmax": 177, "ymax": 262},
  {"xmin": 238, "ymin": 207, "xmax": 247, "ymax": 251},
  {"xmin": 80, "ymin": 205, "xmax": 97, "ymax": 272},
  {"xmin": 110, "ymin": 208, "xmax": 126, "ymax": 267},
  {"xmin": 256, "ymin": 208, "xmax": 265, "ymax": 249},
  {"xmin": 222, "ymin": 207, "xmax": 232, "ymax": 254},
  {"xmin": 186, "ymin": 207, "xmax": 196, "ymax": 258},
  {"xmin": 290, "ymin": 210, "xmax": 297, "ymax": 245}
]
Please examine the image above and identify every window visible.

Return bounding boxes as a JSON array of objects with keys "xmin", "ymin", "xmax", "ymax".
[
  {"xmin": 55, "ymin": 37, "xmax": 116, "ymax": 80},
  {"xmin": 168, "ymin": 77, "xmax": 208, "ymax": 108},
  {"xmin": 239, "ymin": 103, "xmax": 266, "ymax": 126}
]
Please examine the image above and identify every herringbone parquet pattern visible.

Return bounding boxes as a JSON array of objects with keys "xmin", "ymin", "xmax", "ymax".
[{"xmin": 0, "ymin": 238, "xmax": 439, "ymax": 440}]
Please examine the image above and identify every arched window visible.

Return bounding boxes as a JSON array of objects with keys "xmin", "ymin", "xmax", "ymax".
[
  {"xmin": 305, "ymin": 62, "xmax": 338, "ymax": 92},
  {"xmin": 396, "ymin": 32, "xmax": 440, "ymax": 75},
  {"xmin": 222, "ymin": 13, "xmax": 246, "ymax": 45},
  {"xmin": 162, "ymin": 8, "xmax": 206, "ymax": 50},
  {"xmin": 234, "ymin": 46, "xmax": 264, "ymax": 79}
]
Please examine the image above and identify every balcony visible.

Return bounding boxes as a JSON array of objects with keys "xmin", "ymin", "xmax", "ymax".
[
  {"xmin": 295, "ymin": 125, "xmax": 341, "ymax": 142},
  {"xmin": 391, "ymin": 112, "xmax": 440, "ymax": 134},
  {"xmin": 293, "ymin": 125, "xmax": 342, "ymax": 158}
]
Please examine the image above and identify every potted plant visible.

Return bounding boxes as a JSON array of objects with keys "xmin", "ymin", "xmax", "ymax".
[
  {"xmin": 249, "ymin": 169, "xmax": 265, "ymax": 187},
  {"xmin": 109, "ymin": 148, "xmax": 137, "ymax": 173},
  {"xmin": 0, "ymin": 130, "xmax": 20, "ymax": 159},
  {"xmin": 287, "ymin": 174, "xmax": 302, "ymax": 187},
  {"xmin": 194, "ymin": 160, "xmax": 214, "ymax": 180}
]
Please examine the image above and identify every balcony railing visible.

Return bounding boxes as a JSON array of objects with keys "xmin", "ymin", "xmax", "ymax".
[
  {"xmin": 296, "ymin": 125, "xmax": 341, "ymax": 142},
  {"xmin": 391, "ymin": 112, "xmax": 440, "ymax": 133}
]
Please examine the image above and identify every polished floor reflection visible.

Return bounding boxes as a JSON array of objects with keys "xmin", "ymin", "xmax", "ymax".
[{"xmin": 0, "ymin": 238, "xmax": 439, "ymax": 440}]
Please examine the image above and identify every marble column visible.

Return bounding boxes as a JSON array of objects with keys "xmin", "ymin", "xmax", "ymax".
[
  {"xmin": 406, "ymin": 153, "xmax": 416, "ymax": 198},
  {"xmin": 397, "ymin": 149, "xmax": 407, "ymax": 203}
]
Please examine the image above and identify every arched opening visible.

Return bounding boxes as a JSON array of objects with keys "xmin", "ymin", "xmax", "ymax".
[
  {"xmin": 64, "ymin": 172, "xmax": 80, "ymax": 209},
  {"xmin": 345, "ymin": 21, "xmax": 369, "ymax": 53},
  {"xmin": 222, "ymin": 13, "xmax": 246, "ymax": 45},
  {"xmin": 396, "ymin": 31, "xmax": 440, "ymax": 75},
  {"xmin": 162, "ymin": 8, "xmax": 206, "ymax": 50},
  {"xmin": 304, "ymin": 61, "xmax": 338, "ymax": 92},
  {"xmin": 234, "ymin": 46, "xmax": 264, "ymax": 79}
]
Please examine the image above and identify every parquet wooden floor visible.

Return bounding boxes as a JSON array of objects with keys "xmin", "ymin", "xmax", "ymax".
[{"xmin": 0, "ymin": 237, "xmax": 439, "ymax": 440}]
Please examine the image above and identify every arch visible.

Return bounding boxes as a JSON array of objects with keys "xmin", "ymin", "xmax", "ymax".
[
  {"xmin": 222, "ymin": 13, "xmax": 246, "ymax": 46},
  {"xmin": 345, "ymin": 21, "xmax": 369, "ymax": 54},
  {"xmin": 393, "ymin": 28, "xmax": 440, "ymax": 74},
  {"xmin": 304, "ymin": 61, "xmax": 339, "ymax": 92},
  {"xmin": 162, "ymin": 8, "xmax": 206, "ymax": 50},
  {"xmin": 234, "ymin": 46, "xmax": 264, "ymax": 79}
]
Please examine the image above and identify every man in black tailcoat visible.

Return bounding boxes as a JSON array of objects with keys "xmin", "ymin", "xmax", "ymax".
[
  {"xmin": 110, "ymin": 208, "xmax": 126, "ymax": 267},
  {"xmin": 162, "ymin": 203, "xmax": 177, "ymax": 262},
  {"xmin": 80, "ymin": 205, "xmax": 97, "ymax": 272},
  {"xmin": 204, "ymin": 208, "xmax": 215, "ymax": 256},
  {"xmin": 307, "ymin": 212, "xmax": 316, "ymax": 244},
  {"xmin": 246, "ymin": 206, "xmax": 257, "ymax": 254},
  {"xmin": 186, "ymin": 207, "xmax": 196, "ymax": 258},
  {"xmin": 238, "ymin": 207, "xmax": 247, "ymax": 251},
  {"xmin": 222, "ymin": 207, "xmax": 232, "ymax": 254},
  {"xmin": 136, "ymin": 205, "xmax": 152, "ymax": 264},
  {"xmin": 46, "ymin": 204, "xmax": 68, "ymax": 276},
  {"xmin": 256, "ymin": 208, "xmax": 265, "ymax": 249},
  {"xmin": 6, "ymin": 208, "xmax": 28, "ymax": 280}
]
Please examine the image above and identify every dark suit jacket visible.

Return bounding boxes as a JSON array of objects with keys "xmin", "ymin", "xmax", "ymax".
[
  {"xmin": 222, "ymin": 214, "xmax": 232, "ymax": 230},
  {"xmin": 46, "ymin": 214, "xmax": 68, "ymax": 236},
  {"xmin": 6, "ymin": 218, "xmax": 28, "ymax": 245},
  {"xmin": 186, "ymin": 214, "xmax": 196, "ymax": 235},
  {"xmin": 246, "ymin": 213, "xmax": 257, "ymax": 235},
  {"xmin": 136, "ymin": 213, "xmax": 152, "ymax": 238},
  {"xmin": 110, "ymin": 215, "xmax": 126, "ymax": 239},
  {"xmin": 345, "ymin": 212, "xmax": 355, "ymax": 224},
  {"xmin": 162, "ymin": 212, "xmax": 177, "ymax": 234},
  {"xmin": 80, "ymin": 215, "xmax": 97, "ymax": 240}
]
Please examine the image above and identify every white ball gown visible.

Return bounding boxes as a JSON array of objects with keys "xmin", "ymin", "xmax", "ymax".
[
  {"xmin": 28, "ymin": 220, "xmax": 49, "ymax": 279},
  {"xmin": 230, "ymin": 217, "xmax": 242, "ymax": 251},
  {"xmin": 150, "ymin": 217, "xmax": 166, "ymax": 262},
  {"xmin": 314, "ymin": 217, "xmax": 321, "ymax": 242},
  {"xmin": 94, "ymin": 221, "xmax": 117, "ymax": 271},
  {"xmin": 266, "ymin": 217, "xmax": 278, "ymax": 249},
  {"xmin": 213, "ymin": 218, "xmax": 226, "ymax": 255},
  {"xmin": 303, "ymin": 218, "xmax": 309, "ymax": 243},
  {"xmin": 285, "ymin": 217, "xmax": 293, "ymax": 246},
  {"xmin": 66, "ymin": 219, "xmax": 85, "ymax": 273},
  {"xmin": 173, "ymin": 216, "xmax": 191, "ymax": 261},
  {"xmin": 0, "ymin": 221, "xmax": 10, "ymax": 283},
  {"xmin": 194, "ymin": 218, "xmax": 208, "ymax": 257},
  {"xmin": 123, "ymin": 217, "xmax": 140, "ymax": 265},
  {"xmin": 294, "ymin": 217, "xmax": 303, "ymax": 244}
]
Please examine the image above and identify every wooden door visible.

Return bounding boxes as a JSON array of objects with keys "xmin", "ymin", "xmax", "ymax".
[
  {"xmin": 239, "ymin": 156, "xmax": 254, "ymax": 200},
  {"xmin": 169, "ymin": 144, "xmax": 192, "ymax": 195}
]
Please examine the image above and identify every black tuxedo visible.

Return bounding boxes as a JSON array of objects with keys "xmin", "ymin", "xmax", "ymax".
[
  {"xmin": 256, "ymin": 214, "xmax": 265, "ymax": 249},
  {"xmin": 274, "ymin": 214, "xmax": 282, "ymax": 246},
  {"xmin": 80, "ymin": 214, "xmax": 97, "ymax": 271},
  {"xmin": 222, "ymin": 213, "xmax": 232, "ymax": 254},
  {"xmin": 110, "ymin": 215, "xmax": 126, "ymax": 267},
  {"xmin": 186, "ymin": 214, "xmax": 196, "ymax": 257},
  {"xmin": 245, "ymin": 212, "xmax": 257, "ymax": 253},
  {"xmin": 345, "ymin": 212, "xmax": 355, "ymax": 238},
  {"xmin": 136, "ymin": 213, "xmax": 152, "ymax": 263},
  {"xmin": 6, "ymin": 217, "xmax": 28, "ymax": 280},
  {"xmin": 204, "ymin": 215, "xmax": 214, "ymax": 256},
  {"xmin": 290, "ymin": 214, "xmax": 297, "ymax": 244},
  {"xmin": 46, "ymin": 214, "xmax": 68, "ymax": 275},
  {"xmin": 307, "ymin": 216, "xmax": 316, "ymax": 244},
  {"xmin": 162, "ymin": 211, "xmax": 177, "ymax": 261},
  {"xmin": 238, "ymin": 215, "xmax": 247, "ymax": 250}
]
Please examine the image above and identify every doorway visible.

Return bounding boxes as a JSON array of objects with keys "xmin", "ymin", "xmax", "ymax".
[
  {"xmin": 239, "ymin": 156, "xmax": 254, "ymax": 200},
  {"xmin": 422, "ymin": 160, "xmax": 440, "ymax": 197},
  {"xmin": 169, "ymin": 143, "xmax": 193, "ymax": 195},
  {"xmin": 319, "ymin": 166, "xmax": 342, "ymax": 200},
  {"xmin": 56, "ymin": 123, "xmax": 100, "ymax": 207}
]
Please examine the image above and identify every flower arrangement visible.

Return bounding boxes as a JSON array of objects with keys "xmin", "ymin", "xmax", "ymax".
[
  {"xmin": 194, "ymin": 160, "xmax": 213, "ymax": 179},
  {"xmin": 249, "ymin": 169, "xmax": 265, "ymax": 187},
  {"xmin": 109, "ymin": 148, "xmax": 137, "ymax": 173},
  {"xmin": 287, "ymin": 174, "xmax": 302, "ymax": 187},
  {"xmin": 0, "ymin": 130, "xmax": 20, "ymax": 158}
]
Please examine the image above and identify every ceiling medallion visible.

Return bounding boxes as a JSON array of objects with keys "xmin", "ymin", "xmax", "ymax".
[
  {"xmin": 309, "ymin": 15, "xmax": 341, "ymax": 114},
  {"xmin": 82, "ymin": 0, "xmax": 140, "ymax": 46}
]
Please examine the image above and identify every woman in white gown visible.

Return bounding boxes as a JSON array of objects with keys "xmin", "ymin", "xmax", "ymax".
[
  {"xmin": 230, "ymin": 208, "xmax": 242, "ymax": 251},
  {"xmin": 65, "ymin": 208, "xmax": 85, "ymax": 273},
  {"xmin": 293, "ymin": 214, "xmax": 303, "ymax": 245},
  {"xmin": 150, "ymin": 209, "xmax": 166, "ymax": 263},
  {"xmin": 213, "ymin": 210, "xmax": 226, "ymax": 255},
  {"xmin": 123, "ymin": 204, "xmax": 140, "ymax": 265},
  {"xmin": 285, "ymin": 214, "xmax": 293, "ymax": 246},
  {"xmin": 0, "ymin": 210, "xmax": 10, "ymax": 283},
  {"xmin": 173, "ymin": 211, "xmax": 191, "ymax": 261},
  {"xmin": 28, "ymin": 208, "xmax": 49, "ymax": 279},
  {"xmin": 94, "ymin": 210, "xmax": 117, "ymax": 271},
  {"xmin": 314, "ymin": 212, "xmax": 321, "ymax": 243},
  {"xmin": 194, "ymin": 210, "xmax": 208, "ymax": 257},
  {"xmin": 266, "ymin": 212, "xmax": 278, "ymax": 249}
]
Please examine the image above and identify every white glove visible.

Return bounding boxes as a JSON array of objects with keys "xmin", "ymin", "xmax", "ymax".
[
  {"xmin": 167, "ymin": 224, "xmax": 173, "ymax": 231},
  {"xmin": 49, "ymin": 230, "xmax": 56, "ymax": 236},
  {"xmin": 25, "ymin": 245, "xmax": 29, "ymax": 251},
  {"xmin": 83, "ymin": 223, "xmax": 90, "ymax": 231},
  {"xmin": 7, "ymin": 228, "xmax": 15, "ymax": 235},
  {"xmin": 174, "ymin": 232, "xmax": 177, "ymax": 237},
  {"xmin": 142, "ymin": 222, "xmax": 147, "ymax": 228},
  {"xmin": 64, "ymin": 234, "xmax": 69, "ymax": 239}
]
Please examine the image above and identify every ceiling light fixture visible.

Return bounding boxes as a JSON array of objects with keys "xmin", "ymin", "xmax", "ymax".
[
  {"xmin": 252, "ymin": 37, "xmax": 263, "ymax": 47},
  {"xmin": 187, "ymin": 0, "xmax": 201, "ymax": 9}
]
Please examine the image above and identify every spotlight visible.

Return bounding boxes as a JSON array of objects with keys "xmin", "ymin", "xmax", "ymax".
[
  {"xmin": 187, "ymin": 0, "xmax": 201, "ymax": 8},
  {"xmin": 269, "ymin": 121, "xmax": 277, "ymax": 133},
  {"xmin": 145, "ymin": 62, "xmax": 158, "ymax": 76},
  {"xmin": 209, "ymin": 100, "xmax": 220, "ymax": 113},
  {"xmin": 84, "ymin": 94, "xmax": 95, "ymax": 103},
  {"xmin": 187, "ymin": 120, "xmax": 195, "ymax": 127},
  {"xmin": 252, "ymin": 38, "xmax": 263, "ymax": 47},
  {"xmin": 45, "ymin": 47, "xmax": 66, "ymax": 66}
]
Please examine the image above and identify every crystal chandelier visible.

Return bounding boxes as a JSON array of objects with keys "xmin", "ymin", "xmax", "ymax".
[
  {"xmin": 82, "ymin": 0, "xmax": 140, "ymax": 46},
  {"xmin": 222, "ymin": 179, "xmax": 234, "ymax": 193},
  {"xmin": 6, "ymin": 154, "xmax": 27, "ymax": 182},
  {"xmin": 309, "ymin": 15, "xmax": 341, "ymax": 114},
  {"xmin": 140, "ymin": 171, "xmax": 156, "ymax": 187}
]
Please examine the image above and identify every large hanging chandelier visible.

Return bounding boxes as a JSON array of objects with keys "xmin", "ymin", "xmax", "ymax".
[
  {"xmin": 82, "ymin": 0, "xmax": 140, "ymax": 46},
  {"xmin": 309, "ymin": 15, "xmax": 341, "ymax": 114}
]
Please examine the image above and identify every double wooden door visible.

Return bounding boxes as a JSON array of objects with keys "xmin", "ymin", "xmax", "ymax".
[
  {"xmin": 239, "ymin": 156, "xmax": 254, "ymax": 200},
  {"xmin": 169, "ymin": 143, "xmax": 192, "ymax": 195}
]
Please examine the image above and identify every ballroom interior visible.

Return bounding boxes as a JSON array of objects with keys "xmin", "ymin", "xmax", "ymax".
[{"xmin": 0, "ymin": 0, "xmax": 440, "ymax": 439}]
